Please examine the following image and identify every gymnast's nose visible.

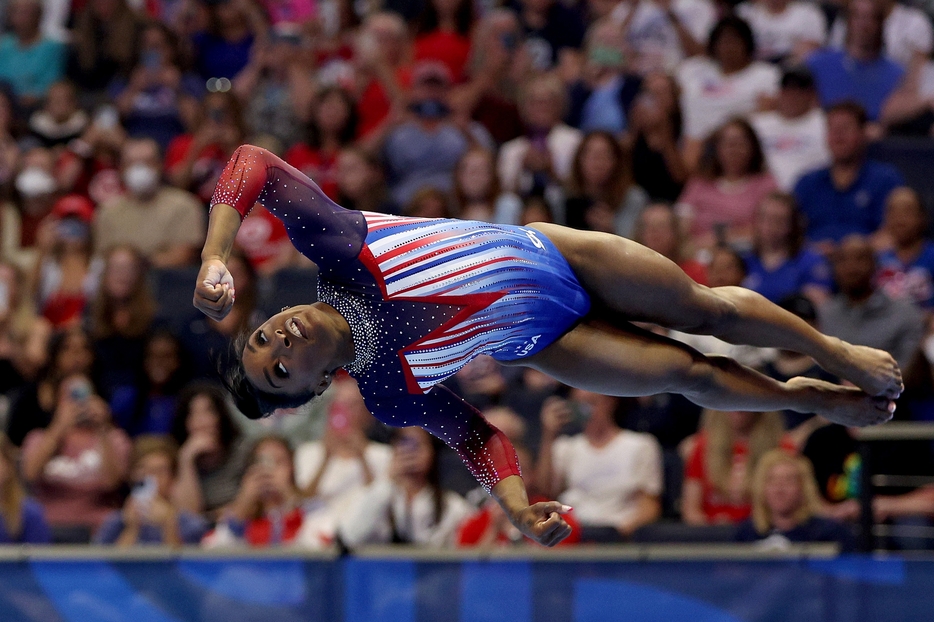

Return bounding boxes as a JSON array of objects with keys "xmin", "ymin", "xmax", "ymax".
[{"xmin": 275, "ymin": 329, "xmax": 291, "ymax": 348}]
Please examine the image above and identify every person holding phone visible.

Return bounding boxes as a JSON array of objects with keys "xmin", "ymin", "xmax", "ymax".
[
  {"xmin": 21, "ymin": 374, "xmax": 131, "ymax": 534},
  {"xmin": 536, "ymin": 390, "xmax": 663, "ymax": 541},
  {"xmin": 95, "ymin": 435, "xmax": 208, "ymax": 546}
]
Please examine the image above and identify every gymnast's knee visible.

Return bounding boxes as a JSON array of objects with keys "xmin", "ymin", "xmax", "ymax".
[
  {"xmin": 671, "ymin": 353, "xmax": 736, "ymax": 396},
  {"xmin": 683, "ymin": 288, "xmax": 741, "ymax": 335}
]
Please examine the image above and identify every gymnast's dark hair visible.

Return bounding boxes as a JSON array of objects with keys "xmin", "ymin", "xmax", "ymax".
[{"xmin": 220, "ymin": 331, "xmax": 318, "ymax": 420}]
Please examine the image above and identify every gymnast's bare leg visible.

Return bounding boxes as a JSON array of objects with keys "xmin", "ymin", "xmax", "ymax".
[
  {"xmin": 529, "ymin": 223, "xmax": 903, "ymax": 402},
  {"xmin": 519, "ymin": 322, "xmax": 894, "ymax": 427}
]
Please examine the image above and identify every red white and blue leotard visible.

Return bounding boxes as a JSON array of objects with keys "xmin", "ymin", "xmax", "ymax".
[{"xmin": 212, "ymin": 146, "xmax": 591, "ymax": 491}]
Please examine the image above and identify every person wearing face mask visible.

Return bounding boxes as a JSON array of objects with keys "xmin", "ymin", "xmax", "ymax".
[
  {"xmin": 536, "ymin": 389, "xmax": 663, "ymax": 542},
  {"xmin": 4, "ymin": 147, "xmax": 60, "ymax": 270},
  {"xmin": 380, "ymin": 61, "xmax": 495, "ymax": 207},
  {"xmin": 93, "ymin": 138, "xmax": 205, "ymax": 268}
]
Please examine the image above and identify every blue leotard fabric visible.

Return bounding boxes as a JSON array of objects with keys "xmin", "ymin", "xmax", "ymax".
[{"xmin": 212, "ymin": 145, "xmax": 591, "ymax": 490}]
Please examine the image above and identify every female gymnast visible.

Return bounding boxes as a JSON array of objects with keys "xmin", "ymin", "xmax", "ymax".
[{"xmin": 193, "ymin": 145, "xmax": 902, "ymax": 547}]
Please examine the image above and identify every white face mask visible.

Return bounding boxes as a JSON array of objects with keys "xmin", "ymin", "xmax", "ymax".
[
  {"xmin": 15, "ymin": 167, "xmax": 56, "ymax": 198},
  {"xmin": 123, "ymin": 164, "xmax": 161, "ymax": 195}
]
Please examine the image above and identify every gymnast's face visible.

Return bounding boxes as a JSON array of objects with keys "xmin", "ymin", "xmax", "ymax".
[{"xmin": 241, "ymin": 305, "xmax": 333, "ymax": 397}]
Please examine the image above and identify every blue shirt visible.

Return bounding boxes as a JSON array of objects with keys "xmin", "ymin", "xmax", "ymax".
[
  {"xmin": 94, "ymin": 510, "xmax": 208, "ymax": 545},
  {"xmin": 580, "ymin": 76, "xmax": 627, "ymax": 134},
  {"xmin": 0, "ymin": 499, "xmax": 51, "ymax": 544},
  {"xmin": 193, "ymin": 32, "xmax": 254, "ymax": 80},
  {"xmin": 742, "ymin": 249, "xmax": 833, "ymax": 303},
  {"xmin": 877, "ymin": 242, "xmax": 934, "ymax": 308},
  {"xmin": 794, "ymin": 160, "xmax": 904, "ymax": 243},
  {"xmin": 806, "ymin": 49, "xmax": 904, "ymax": 121},
  {"xmin": 0, "ymin": 35, "xmax": 65, "ymax": 99}
]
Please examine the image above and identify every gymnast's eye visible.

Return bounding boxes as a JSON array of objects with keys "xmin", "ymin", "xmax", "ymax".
[
  {"xmin": 274, "ymin": 361, "xmax": 289, "ymax": 379},
  {"xmin": 256, "ymin": 331, "xmax": 267, "ymax": 345}
]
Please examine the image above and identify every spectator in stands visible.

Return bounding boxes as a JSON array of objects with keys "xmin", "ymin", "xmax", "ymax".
[
  {"xmin": 498, "ymin": 74, "xmax": 582, "ymax": 211},
  {"xmin": 88, "ymin": 245, "xmax": 155, "ymax": 398},
  {"xmin": 6, "ymin": 146, "xmax": 60, "ymax": 270},
  {"xmin": 6, "ymin": 326, "xmax": 94, "ymax": 446},
  {"xmin": 453, "ymin": 355, "xmax": 507, "ymax": 412},
  {"xmin": 634, "ymin": 203, "xmax": 706, "ymax": 284},
  {"xmin": 0, "ymin": 0, "xmax": 65, "ymax": 108},
  {"xmin": 502, "ymin": 367, "xmax": 563, "ymax": 455},
  {"xmin": 828, "ymin": 0, "xmax": 932, "ymax": 69},
  {"xmin": 735, "ymin": 449, "xmax": 856, "ymax": 551},
  {"xmin": 352, "ymin": 12, "xmax": 412, "ymax": 140},
  {"xmin": 0, "ymin": 260, "xmax": 45, "ymax": 393},
  {"xmin": 96, "ymin": 138, "xmax": 205, "ymax": 267},
  {"xmin": 880, "ymin": 54, "xmax": 934, "ymax": 135},
  {"xmin": 742, "ymin": 192, "xmax": 832, "ymax": 306},
  {"xmin": 381, "ymin": 61, "xmax": 493, "ymax": 207},
  {"xmin": 0, "ymin": 433, "xmax": 50, "ymax": 543},
  {"xmin": 171, "ymin": 382, "xmax": 247, "ymax": 516},
  {"xmin": 22, "ymin": 373, "xmax": 132, "ymax": 532},
  {"xmin": 338, "ymin": 426, "xmax": 472, "ymax": 547},
  {"xmin": 109, "ymin": 330, "xmax": 190, "ymax": 437},
  {"xmin": 626, "ymin": 73, "xmax": 687, "ymax": 203},
  {"xmin": 563, "ymin": 130, "xmax": 649, "ymax": 239},
  {"xmin": 33, "ymin": 195, "xmax": 101, "ymax": 328},
  {"xmin": 820, "ymin": 234, "xmax": 924, "ymax": 372},
  {"xmin": 95, "ymin": 435, "xmax": 207, "ymax": 546},
  {"xmin": 284, "ymin": 87, "xmax": 357, "ymax": 201},
  {"xmin": 750, "ymin": 66, "xmax": 829, "ymax": 192},
  {"xmin": 204, "ymin": 435, "xmax": 306, "ymax": 547},
  {"xmin": 68, "ymin": 0, "xmax": 143, "ymax": 94},
  {"xmin": 413, "ymin": 0, "xmax": 474, "ymax": 82},
  {"xmin": 293, "ymin": 376, "xmax": 390, "ymax": 547},
  {"xmin": 735, "ymin": 0, "xmax": 826, "ymax": 64},
  {"xmin": 28, "ymin": 81, "xmax": 88, "ymax": 149},
  {"xmin": 56, "ymin": 105, "xmax": 127, "ymax": 205},
  {"xmin": 565, "ymin": 19, "xmax": 640, "ymax": 135},
  {"xmin": 402, "ymin": 186, "xmax": 453, "ymax": 219},
  {"xmin": 877, "ymin": 187, "xmax": 934, "ymax": 311},
  {"xmin": 335, "ymin": 147, "xmax": 397, "ymax": 215},
  {"xmin": 454, "ymin": 9, "xmax": 527, "ymax": 145},
  {"xmin": 513, "ymin": 0, "xmax": 586, "ymax": 72},
  {"xmin": 794, "ymin": 102, "xmax": 904, "ymax": 250},
  {"xmin": 191, "ymin": 0, "xmax": 268, "ymax": 81},
  {"xmin": 453, "ymin": 148, "xmax": 521, "ymax": 223},
  {"xmin": 676, "ymin": 118, "xmax": 778, "ymax": 252},
  {"xmin": 111, "ymin": 22, "xmax": 202, "ymax": 151},
  {"xmin": 806, "ymin": 0, "xmax": 903, "ymax": 123},
  {"xmin": 612, "ymin": 0, "xmax": 714, "ymax": 74},
  {"xmin": 235, "ymin": 30, "xmax": 316, "ymax": 150},
  {"xmin": 682, "ymin": 410, "xmax": 789, "ymax": 525},
  {"xmin": 537, "ymin": 390, "xmax": 663, "ymax": 541},
  {"xmin": 677, "ymin": 15, "xmax": 779, "ymax": 168},
  {"xmin": 166, "ymin": 90, "xmax": 246, "ymax": 203}
]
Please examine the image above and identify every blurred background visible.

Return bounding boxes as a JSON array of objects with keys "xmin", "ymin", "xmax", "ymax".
[{"xmin": 1, "ymin": 0, "xmax": 934, "ymax": 617}]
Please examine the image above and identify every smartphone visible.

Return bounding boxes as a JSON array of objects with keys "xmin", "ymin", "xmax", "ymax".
[
  {"xmin": 569, "ymin": 401, "xmax": 593, "ymax": 428},
  {"xmin": 142, "ymin": 49, "xmax": 161, "ymax": 69},
  {"xmin": 94, "ymin": 106, "xmax": 119, "ymax": 130},
  {"xmin": 131, "ymin": 476, "xmax": 158, "ymax": 505},
  {"xmin": 69, "ymin": 378, "xmax": 93, "ymax": 403},
  {"xmin": 0, "ymin": 281, "xmax": 9, "ymax": 315}
]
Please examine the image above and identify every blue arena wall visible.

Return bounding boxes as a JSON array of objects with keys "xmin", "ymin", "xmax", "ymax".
[{"xmin": 0, "ymin": 548, "xmax": 932, "ymax": 622}]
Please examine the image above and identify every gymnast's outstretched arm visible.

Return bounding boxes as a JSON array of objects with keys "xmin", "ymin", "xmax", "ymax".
[{"xmin": 369, "ymin": 385, "xmax": 573, "ymax": 547}]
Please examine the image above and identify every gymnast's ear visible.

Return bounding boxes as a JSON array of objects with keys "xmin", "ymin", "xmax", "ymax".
[{"xmin": 314, "ymin": 371, "xmax": 333, "ymax": 396}]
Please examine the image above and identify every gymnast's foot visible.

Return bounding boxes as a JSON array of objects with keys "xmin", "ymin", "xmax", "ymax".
[
  {"xmin": 787, "ymin": 376, "xmax": 895, "ymax": 427},
  {"xmin": 821, "ymin": 340, "xmax": 904, "ymax": 400}
]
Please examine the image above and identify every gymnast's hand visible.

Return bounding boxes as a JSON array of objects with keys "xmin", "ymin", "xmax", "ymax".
[
  {"xmin": 193, "ymin": 258, "xmax": 236, "ymax": 321},
  {"xmin": 511, "ymin": 501, "xmax": 573, "ymax": 547}
]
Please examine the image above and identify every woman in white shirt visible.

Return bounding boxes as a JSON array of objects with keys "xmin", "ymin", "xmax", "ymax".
[
  {"xmin": 338, "ymin": 427, "xmax": 471, "ymax": 548},
  {"xmin": 736, "ymin": 0, "xmax": 827, "ymax": 63}
]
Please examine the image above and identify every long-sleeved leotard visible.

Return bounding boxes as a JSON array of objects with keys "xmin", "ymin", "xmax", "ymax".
[{"xmin": 212, "ymin": 145, "xmax": 591, "ymax": 491}]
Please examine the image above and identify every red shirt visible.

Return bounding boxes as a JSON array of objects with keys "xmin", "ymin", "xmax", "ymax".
[
  {"xmin": 235, "ymin": 205, "xmax": 291, "ymax": 272},
  {"xmin": 356, "ymin": 67, "xmax": 413, "ymax": 139},
  {"xmin": 245, "ymin": 507, "xmax": 304, "ymax": 546},
  {"xmin": 685, "ymin": 431, "xmax": 795, "ymax": 524},
  {"xmin": 414, "ymin": 31, "xmax": 472, "ymax": 82},
  {"xmin": 165, "ymin": 134, "xmax": 231, "ymax": 203},
  {"xmin": 284, "ymin": 144, "xmax": 340, "ymax": 201},
  {"xmin": 679, "ymin": 259, "xmax": 708, "ymax": 285}
]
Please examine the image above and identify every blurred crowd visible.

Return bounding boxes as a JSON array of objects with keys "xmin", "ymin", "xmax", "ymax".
[{"xmin": 0, "ymin": 0, "xmax": 934, "ymax": 552}]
